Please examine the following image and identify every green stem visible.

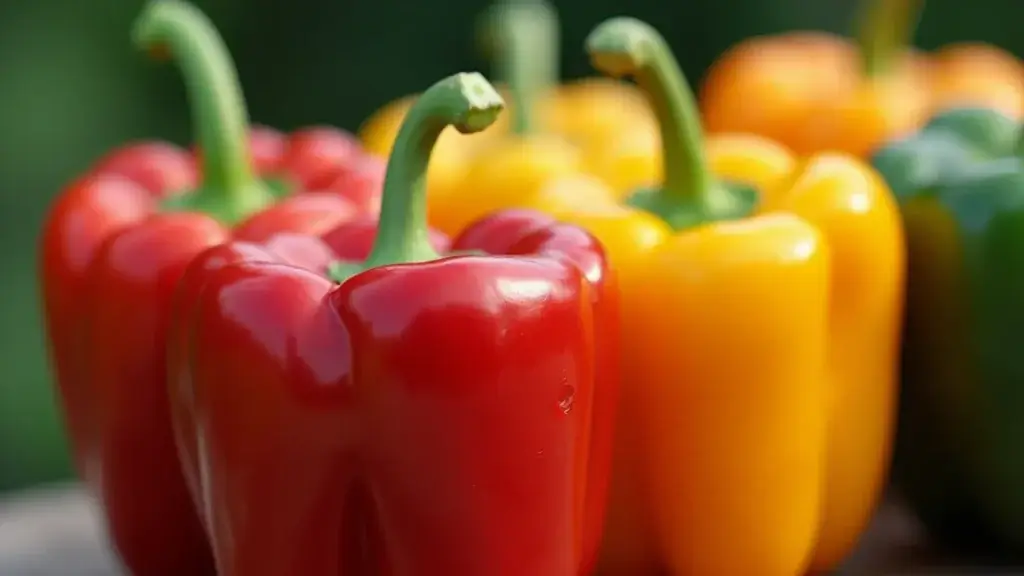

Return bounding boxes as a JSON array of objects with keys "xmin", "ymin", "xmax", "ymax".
[
  {"xmin": 585, "ymin": 17, "xmax": 712, "ymax": 204},
  {"xmin": 133, "ymin": 0, "xmax": 264, "ymax": 215},
  {"xmin": 479, "ymin": 0, "xmax": 559, "ymax": 135},
  {"xmin": 328, "ymin": 73, "xmax": 504, "ymax": 282},
  {"xmin": 855, "ymin": 0, "xmax": 923, "ymax": 78}
]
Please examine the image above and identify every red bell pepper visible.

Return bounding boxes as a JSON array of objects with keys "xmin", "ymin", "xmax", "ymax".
[
  {"xmin": 166, "ymin": 71, "xmax": 618, "ymax": 576},
  {"xmin": 452, "ymin": 209, "xmax": 620, "ymax": 576},
  {"xmin": 39, "ymin": 2, "xmax": 380, "ymax": 574}
]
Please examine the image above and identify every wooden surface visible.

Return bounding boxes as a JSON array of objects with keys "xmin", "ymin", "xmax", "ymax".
[{"xmin": 0, "ymin": 484, "xmax": 1020, "ymax": 575}]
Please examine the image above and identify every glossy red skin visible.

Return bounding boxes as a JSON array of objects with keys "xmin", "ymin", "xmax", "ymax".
[
  {"xmin": 39, "ymin": 128, "xmax": 382, "ymax": 576},
  {"xmin": 241, "ymin": 125, "xmax": 289, "ymax": 175},
  {"xmin": 95, "ymin": 141, "xmax": 198, "ymax": 195},
  {"xmin": 280, "ymin": 126, "xmax": 364, "ymax": 190},
  {"xmin": 318, "ymin": 154, "xmax": 386, "ymax": 215},
  {"xmin": 452, "ymin": 210, "xmax": 620, "ymax": 575},
  {"xmin": 166, "ymin": 212, "xmax": 615, "ymax": 576},
  {"xmin": 191, "ymin": 125, "xmax": 364, "ymax": 189}
]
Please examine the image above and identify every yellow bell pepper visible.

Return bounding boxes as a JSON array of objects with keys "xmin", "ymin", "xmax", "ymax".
[
  {"xmin": 538, "ymin": 77, "xmax": 659, "ymax": 196},
  {"xmin": 531, "ymin": 17, "xmax": 904, "ymax": 575},
  {"xmin": 540, "ymin": 77, "xmax": 652, "ymax": 148}
]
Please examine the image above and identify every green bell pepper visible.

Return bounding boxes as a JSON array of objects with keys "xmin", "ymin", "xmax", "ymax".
[{"xmin": 872, "ymin": 106, "xmax": 1024, "ymax": 554}]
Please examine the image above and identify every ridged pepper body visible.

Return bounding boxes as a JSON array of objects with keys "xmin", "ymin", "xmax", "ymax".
[
  {"xmin": 167, "ymin": 72, "xmax": 618, "ymax": 576},
  {"xmin": 169, "ymin": 214, "xmax": 612, "ymax": 576},
  {"xmin": 532, "ymin": 18, "xmax": 905, "ymax": 574},
  {"xmin": 559, "ymin": 139, "xmax": 904, "ymax": 576}
]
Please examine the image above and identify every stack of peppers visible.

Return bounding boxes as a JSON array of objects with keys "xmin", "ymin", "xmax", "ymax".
[
  {"xmin": 450, "ymin": 16, "xmax": 905, "ymax": 575},
  {"xmin": 698, "ymin": 0, "xmax": 1024, "ymax": 560},
  {"xmin": 38, "ymin": 0, "xmax": 1024, "ymax": 572},
  {"xmin": 357, "ymin": 0, "xmax": 660, "ymax": 229},
  {"xmin": 42, "ymin": 1, "xmax": 615, "ymax": 575}
]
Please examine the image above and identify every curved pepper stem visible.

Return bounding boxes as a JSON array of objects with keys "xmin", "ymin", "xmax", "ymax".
[
  {"xmin": 854, "ymin": 0, "xmax": 923, "ymax": 78},
  {"xmin": 134, "ymin": 0, "xmax": 275, "ymax": 223},
  {"xmin": 478, "ymin": 0, "xmax": 559, "ymax": 135},
  {"xmin": 586, "ymin": 17, "xmax": 755, "ymax": 230},
  {"xmin": 328, "ymin": 73, "xmax": 505, "ymax": 283}
]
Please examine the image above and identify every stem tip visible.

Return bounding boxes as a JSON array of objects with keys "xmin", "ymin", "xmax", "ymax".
[
  {"xmin": 585, "ymin": 17, "xmax": 655, "ymax": 78},
  {"xmin": 133, "ymin": 0, "xmax": 190, "ymax": 51},
  {"xmin": 448, "ymin": 72, "xmax": 506, "ymax": 134}
]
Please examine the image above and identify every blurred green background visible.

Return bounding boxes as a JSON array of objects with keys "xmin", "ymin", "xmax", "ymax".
[{"xmin": 0, "ymin": 0, "xmax": 1019, "ymax": 492}]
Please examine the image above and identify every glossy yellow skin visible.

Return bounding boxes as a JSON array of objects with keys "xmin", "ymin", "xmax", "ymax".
[
  {"xmin": 542, "ymin": 79, "xmax": 660, "ymax": 198},
  {"xmin": 429, "ymin": 133, "xmax": 584, "ymax": 236},
  {"xmin": 540, "ymin": 134, "xmax": 904, "ymax": 575},
  {"xmin": 583, "ymin": 120, "xmax": 662, "ymax": 200}
]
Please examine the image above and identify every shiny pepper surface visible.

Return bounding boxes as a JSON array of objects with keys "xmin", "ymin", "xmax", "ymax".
[
  {"xmin": 533, "ymin": 18, "xmax": 905, "ymax": 575},
  {"xmin": 39, "ymin": 3, "xmax": 382, "ymax": 574},
  {"xmin": 168, "ymin": 73, "xmax": 618, "ymax": 576}
]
